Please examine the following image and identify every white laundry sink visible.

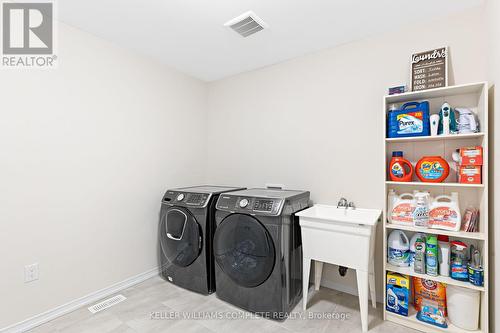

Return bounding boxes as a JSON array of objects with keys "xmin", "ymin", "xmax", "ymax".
[
  {"xmin": 297, "ymin": 204, "xmax": 381, "ymax": 332},
  {"xmin": 297, "ymin": 204, "xmax": 381, "ymax": 267}
]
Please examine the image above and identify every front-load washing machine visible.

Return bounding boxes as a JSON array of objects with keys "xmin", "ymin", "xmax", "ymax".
[
  {"xmin": 213, "ymin": 188, "xmax": 310, "ymax": 319},
  {"xmin": 159, "ymin": 185, "xmax": 244, "ymax": 295}
]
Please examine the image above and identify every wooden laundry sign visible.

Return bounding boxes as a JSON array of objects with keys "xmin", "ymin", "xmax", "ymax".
[{"xmin": 410, "ymin": 47, "xmax": 448, "ymax": 91}]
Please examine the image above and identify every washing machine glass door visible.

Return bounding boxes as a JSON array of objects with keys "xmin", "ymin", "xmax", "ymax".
[
  {"xmin": 160, "ymin": 207, "xmax": 202, "ymax": 267},
  {"xmin": 214, "ymin": 214, "xmax": 275, "ymax": 288}
]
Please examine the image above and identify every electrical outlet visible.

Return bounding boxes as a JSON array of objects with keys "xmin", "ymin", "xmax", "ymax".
[{"xmin": 24, "ymin": 263, "xmax": 39, "ymax": 283}]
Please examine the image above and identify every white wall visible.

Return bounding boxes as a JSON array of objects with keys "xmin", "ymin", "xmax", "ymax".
[
  {"xmin": 1, "ymin": 5, "xmax": 494, "ymax": 330},
  {"xmin": 206, "ymin": 7, "xmax": 487, "ymax": 298},
  {"xmin": 0, "ymin": 23, "xmax": 207, "ymax": 328},
  {"xmin": 486, "ymin": 0, "xmax": 500, "ymax": 331}
]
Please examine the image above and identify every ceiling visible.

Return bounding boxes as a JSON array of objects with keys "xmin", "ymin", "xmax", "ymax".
[{"xmin": 58, "ymin": 0, "xmax": 484, "ymax": 81}]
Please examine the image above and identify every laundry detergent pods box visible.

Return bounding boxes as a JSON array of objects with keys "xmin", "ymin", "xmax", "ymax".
[
  {"xmin": 413, "ymin": 277, "xmax": 447, "ymax": 316},
  {"xmin": 386, "ymin": 272, "xmax": 409, "ymax": 316}
]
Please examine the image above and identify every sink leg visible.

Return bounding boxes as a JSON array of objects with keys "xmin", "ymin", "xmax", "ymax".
[
  {"xmin": 314, "ymin": 261, "xmax": 323, "ymax": 291},
  {"xmin": 356, "ymin": 270, "xmax": 369, "ymax": 332},
  {"xmin": 369, "ymin": 261, "xmax": 376, "ymax": 308},
  {"xmin": 303, "ymin": 257, "xmax": 311, "ymax": 311}
]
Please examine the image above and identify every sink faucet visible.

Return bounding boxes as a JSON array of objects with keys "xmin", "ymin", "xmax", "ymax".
[
  {"xmin": 337, "ymin": 197, "xmax": 348, "ymax": 208},
  {"xmin": 348, "ymin": 201, "xmax": 356, "ymax": 209}
]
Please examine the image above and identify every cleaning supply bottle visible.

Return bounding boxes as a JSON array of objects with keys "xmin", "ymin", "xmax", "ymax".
[
  {"xmin": 389, "ymin": 151, "xmax": 413, "ymax": 182},
  {"xmin": 450, "ymin": 241, "xmax": 469, "ymax": 281},
  {"xmin": 429, "ymin": 193, "xmax": 461, "ymax": 231},
  {"xmin": 426, "ymin": 235, "xmax": 438, "ymax": 276},
  {"xmin": 388, "ymin": 230, "xmax": 410, "ymax": 267},
  {"xmin": 390, "ymin": 193, "xmax": 416, "ymax": 226},
  {"xmin": 409, "ymin": 232, "xmax": 426, "ymax": 268},
  {"xmin": 413, "ymin": 192, "xmax": 430, "ymax": 227},
  {"xmin": 438, "ymin": 235, "xmax": 450, "ymax": 277},
  {"xmin": 387, "ymin": 189, "xmax": 397, "ymax": 223},
  {"xmin": 413, "ymin": 237, "xmax": 426, "ymax": 274}
]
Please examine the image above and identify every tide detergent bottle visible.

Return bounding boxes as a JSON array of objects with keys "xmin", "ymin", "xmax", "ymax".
[{"xmin": 389, "ymin": 151, "xmax": 413, "ymax": 182}]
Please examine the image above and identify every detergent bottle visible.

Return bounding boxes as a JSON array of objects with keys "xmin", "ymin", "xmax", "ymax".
[
  {"xmin": 389, "ymin": 151, "xmax": 413, "ymax": 182},
  {"xmin": 429, "ymin": 193, "xmax": 461, "ymax": 231},
  {"xmin": 390, "ymin": 193, "xmax": 415, "ymax": 226},
  {"xmin": 387, "ymin": 189, "xmax": 397, "ymax": 223}
]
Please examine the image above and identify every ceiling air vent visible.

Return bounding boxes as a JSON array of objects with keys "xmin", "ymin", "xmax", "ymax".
[{"xmin": 224, "ymin": 11, "xmax": 268, "ymax": 37}]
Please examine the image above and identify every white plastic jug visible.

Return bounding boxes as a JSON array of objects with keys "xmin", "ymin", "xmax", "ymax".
[
  {"xmin": 390, "ymin": 193, "xmax": 415, "ymax": 226},
  {"xmin": 447, "ymin": 285, "xmax": 480, "ymax": 330},
  {"xmin": 429, "ymin": 193, "xmax": 461, "ymax": 231},
  {"xmin": 387, "ymin": 189, "xmax": 397, "ymax": 223},
  {"xmin": 388, "ymin": 230, "xmax": 410, "ymax": 267}
]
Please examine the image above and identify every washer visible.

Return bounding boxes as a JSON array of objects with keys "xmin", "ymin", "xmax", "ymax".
[
  {"xmin": 213, "ymin": 188, "xmax": 310, "ymax": 319},
  {"xmin": 159, "ymin": 185, "xmax": 244, "ymax": 295}
]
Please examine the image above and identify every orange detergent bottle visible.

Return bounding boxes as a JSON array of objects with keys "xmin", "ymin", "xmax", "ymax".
[{"xmin": 389, "ymin": 151, "xmax": 414, "ymax": 182}]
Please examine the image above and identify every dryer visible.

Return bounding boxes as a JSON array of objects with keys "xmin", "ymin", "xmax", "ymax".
[
  {"xmin": 159, "ymin": 185, "xmax": 244, "ymax": 295},
  {"xmin": 213, "ymin": 188, "xmax": 310, "ymax": 319}
]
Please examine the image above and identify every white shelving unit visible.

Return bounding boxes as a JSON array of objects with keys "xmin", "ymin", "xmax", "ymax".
[{"xmin": 382, "ymin": 82, "xmax": 489, "ymax": 333}]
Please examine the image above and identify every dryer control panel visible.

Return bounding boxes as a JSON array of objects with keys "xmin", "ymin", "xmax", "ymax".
[
  {"xmin": 162, "ymin": 191, "xmax": 211, "ymax": 208},
  {"xmin": 216, "ymin": 195, "xmax": 284, "ymax": 216}
]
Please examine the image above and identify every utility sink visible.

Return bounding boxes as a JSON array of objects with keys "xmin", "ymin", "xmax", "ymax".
[
  {"xmin": 297, "ymin": 204, "xmax": 381, "ymax": 332},
  {"xmin": 297, "ymin": 204, "xmax": 381, "ymax": 228}
]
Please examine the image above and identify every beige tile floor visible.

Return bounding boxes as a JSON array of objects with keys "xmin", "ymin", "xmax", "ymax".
[{"xmin": 28, "ymin": 276, "xmax": 418, "ymax": 333}]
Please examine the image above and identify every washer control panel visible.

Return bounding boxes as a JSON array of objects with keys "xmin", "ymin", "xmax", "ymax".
[
  {"xmin": 162, "ymin": 191, "xmax": 210, "ymax": 207},
  {"xmin": 216, "ymin": 195, "xmax": 283, "ymax": 216}
]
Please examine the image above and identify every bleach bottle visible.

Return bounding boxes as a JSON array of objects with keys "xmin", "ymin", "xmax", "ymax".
[{"xmin": 388, "ymin": 230, "xmax": 410, "ymax": 267}]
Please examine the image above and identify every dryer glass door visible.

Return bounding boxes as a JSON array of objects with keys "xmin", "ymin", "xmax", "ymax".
[
  {"xmin": 214, "ymin": 214, "xmax": 275, "ymax": 287},
  {"xmin": 160, "ymin": 207, "xmax": 201, "ymax": 267}
]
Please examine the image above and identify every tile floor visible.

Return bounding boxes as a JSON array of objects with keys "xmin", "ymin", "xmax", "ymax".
[{"xmin": 29, "ymin": 276, "xmax": 418, "ymax": 333}]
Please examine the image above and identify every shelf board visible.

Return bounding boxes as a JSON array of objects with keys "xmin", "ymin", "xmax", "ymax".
[
  {"xmin": 386, "ymin": 181, "xmax": 484, "ymax": 188},
  {"xmin": 384, "ymin": 82, "xmax": 486, "ymax": 104},
  {"xmin": 385, "ymin": 223, "xmax": 485, "ymax": 240},
  {"xmin": 386, "ymin": 133, "xmax": 485, "ymax": 143},
  {"xmin": 386, "ymin": 263, "xmax": 485, "ymax": 291},
  {"xmin": 386, "ymin": 308, "xmax": 483, "ymax": 333}
]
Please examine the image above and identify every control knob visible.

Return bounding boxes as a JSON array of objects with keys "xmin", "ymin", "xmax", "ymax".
[
  {"xmin": 239, "ymin": 198, "xmax": 249, "ymax": 208},
  {"xmin": 176, "ymin": 193, "xmax": 185, "ymax": 201}
]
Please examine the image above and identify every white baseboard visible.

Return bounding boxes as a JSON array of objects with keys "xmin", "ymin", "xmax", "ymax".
[
  {"xmin": 1, "ymin": 267, "xmax": 159, "ymax": 333},
  {"xmin": 320, "ymin": 279, "xmax": 384, "ymax": 304}
]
